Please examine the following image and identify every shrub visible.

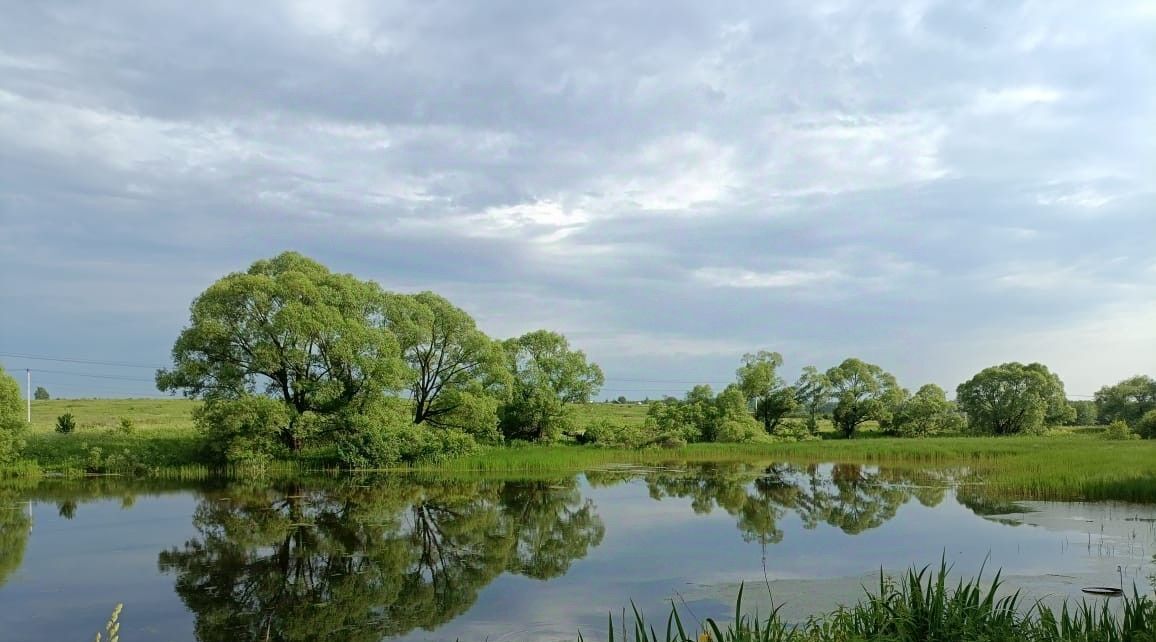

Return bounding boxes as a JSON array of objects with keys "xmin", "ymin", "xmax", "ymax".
[
  {"xmin": 0, "ymin": 367, "xmax": 25, "ymax": 465},
  {"xmin": 579, "ymin": 420, "xmax": 646, "ymax": 448},
  {"xmin": 55, "ymin": 413, "xmax": 77, "ymax": 434},
  {"xmin": 33, "ymin": 386, "xmax": 49, "ymax": 401},
  {"xmin": 1136, "ymin": 409, "xmax": 1156, "ymax": 439},
  {"xmin": 117, "ymin": 417, "xmax": 136, "ymax": 435},
  {"xmin": 335, "ymin": 419, "xmax": 478, "ymax": 468},
  {"xmin": 192, "ymin": 396, "xmax": 289, "ymax": 467},
  {"xmin": 1103, "ymin": 420, "xmax": 1136, "ymax": 440}
]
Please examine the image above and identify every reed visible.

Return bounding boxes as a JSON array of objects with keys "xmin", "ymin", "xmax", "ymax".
[{"xmin": 591, "ymin": 563, "xmax": 1156, "ymax": 642}]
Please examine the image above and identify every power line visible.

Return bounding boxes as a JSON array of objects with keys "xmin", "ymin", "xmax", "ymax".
[
  {"xmin": 27, "ymin": 369, "xmax": 156, "ymax": 382},
  {"xmin": 0, "ymin": 352, "xmax": 164, "ymax": 369}
]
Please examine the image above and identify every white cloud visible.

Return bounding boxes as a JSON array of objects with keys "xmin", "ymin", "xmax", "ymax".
[{"xmin": 694, "ymin": 267, "xmax": 841, "ymax": 289}]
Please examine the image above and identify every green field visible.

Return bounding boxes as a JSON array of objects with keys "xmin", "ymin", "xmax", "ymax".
[{"xmin": 7, "ymin": 399, "xmax": 1156, "ymax": 504}]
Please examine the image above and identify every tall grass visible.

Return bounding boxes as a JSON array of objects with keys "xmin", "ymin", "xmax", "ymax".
[{"xmin": 591, "ymin": 563, "xmax": 1156, "ymax": 642}]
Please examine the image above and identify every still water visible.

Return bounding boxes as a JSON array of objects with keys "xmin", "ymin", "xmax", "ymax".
[{"xmin": 0, "ymin": 463, "xmax": 1153, "ymax": 641}]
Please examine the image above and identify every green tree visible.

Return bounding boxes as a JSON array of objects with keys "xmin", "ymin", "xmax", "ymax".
[
  {"xmin": 644, "ymin": 384, "xmax": 761, "ymax": 443},
  {"xmin": 884, "ymin": 384, "xmax": 964, "ymax": 437},
  {"xmin": 499, "ymin": 330, "xmax": 604, "ymax": 441},
  {"xmin": 33, "ymin": 386, "xmax": 49, "ymax": 401},
  {"xmin": 1094, "ymin": 375, "xmax": 1156, "ymax": 427},
  {"xmin": 955, "ymin": 362, "xmax": 1075, "ymax": 435},
  {"xmin": 1068, "ymin": 399, "xmax": 1099, "ymax": 426},
  {"xmin": 384, "ymin": 292, "xmax": 508, "ymax": 439},
  {"xmin": 0, "ymin": 366, "xmax": 26, "ymax": 465},
  {"xmin": 1137, "ymin": 409, "xmax": 1156, "ymax": 440},
  {"xmin": 156, "ymin": 252, "xmax": 408, "ymax": 456},
  {"xmin": 794, "ymin": 366, "xmax": 830, "ymax": 434},
  {"xmin": 825, "ymin": 358, "xmax": 902, "ymax": 438},
  {"xmin": 736, "ymin": 351, "xmax": 797, "ymax": 434}
]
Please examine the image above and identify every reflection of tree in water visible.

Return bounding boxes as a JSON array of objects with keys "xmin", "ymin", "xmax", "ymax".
[
  {"xmin": 644, "ymin": 463, "xmax": 947, "ymax": 544},
  {"xmin": 157, "ymin": 478, "xmax": 604, "ymax": 642},
  {"xmin": 0, "ymin": 488, "xmax": 31, "ymax": 587}
]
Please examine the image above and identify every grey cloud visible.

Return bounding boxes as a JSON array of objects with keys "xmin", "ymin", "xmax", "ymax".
[{"xmin": 1, "ymin": 0, "xmax": 1154, "ymax": 398}]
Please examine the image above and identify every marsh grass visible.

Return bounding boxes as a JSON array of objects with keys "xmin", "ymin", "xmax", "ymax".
[
  {"xmin": 5, "ymin": 400, "xmax": 1156, "ymax": 503},
  {"xmin": 592, "ymin": 563, "xmax": 1156, "ymax": 642}
]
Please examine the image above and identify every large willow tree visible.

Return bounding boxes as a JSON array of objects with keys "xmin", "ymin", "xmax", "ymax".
[{"xmin": 156, "ymin": 252, "xmax": 407, "ymax": 456}]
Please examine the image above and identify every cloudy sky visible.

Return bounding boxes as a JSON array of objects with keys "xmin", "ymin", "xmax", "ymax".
[{"xmin": 1, "ymin": 0, "xmax": 1153, "ymax": 399}]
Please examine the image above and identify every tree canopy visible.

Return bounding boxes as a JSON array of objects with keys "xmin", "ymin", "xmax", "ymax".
[
  {"xmin": 0, "ymin": 366, "xmax": 26, "ymax": 465},
  {"xmin": 884, "ymin": 384, "xmax": 963, "ymax": 437},
  {"xmin": 825, "ymin": 358, "xmax": 902, "ymax": 438},
  {"xmin": 794, "ymin": 366, "xmax": 830, "ymax": 434},
  {"xmin": 1094, "ymin": 375, "xmax": 1156, "ymax": 427},
  {"xmin": 156, "ymin": 252, "xmax": 407, "ymax": 454},
  {"xmin": 499, "ymin": 330, "xmax": 604, "ymax": 441},
  {"xmin": 955, "ymin": 362, "xmax": 1074, "ymax": 435},
  {"xmin": 736, "ymin": 351, "xmax": 797, "ymax": 434},
  {"xmin": 385, "ymin": 291, "xmax": 508, "ymax": 438}
]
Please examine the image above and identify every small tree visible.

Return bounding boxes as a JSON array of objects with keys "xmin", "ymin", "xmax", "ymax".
[
  {"xmin": 736, "ymin": 351, "xmax": 797, "ymax": 435},
  {"xmin": 0, "ymin": 366, "xmax": 26, "ymax": 464},
  {"xmin": 55, "ymin": 413, "xmax": 76, "ymax": 434},
  {"xmin": 499, "ymin": 330, "xmax": 604, "ymax": 442},
  {"xmin": 884, "ymin": 384, "xmax": 964, "ymax": 437},
  {"xmin": 794, "ymin": 366, "xmax": 830, "ymax": 434},
  {"xmin": 1137, "ymin": 409, "xmax": 1156, "ymax": 440},
  {"xmin": 33, "ymin": 387, "xmax": 49, "ymax": 401}
]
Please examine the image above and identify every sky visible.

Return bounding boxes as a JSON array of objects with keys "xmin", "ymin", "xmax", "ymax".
[{"xmin": 0, "ymin": 0, "xmax": 1154, "ymax": 400}]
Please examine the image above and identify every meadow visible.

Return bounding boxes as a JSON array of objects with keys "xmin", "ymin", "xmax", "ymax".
[{"xmin": 9, "ymin": 399, "xmax": 1156, "ymax": 504}]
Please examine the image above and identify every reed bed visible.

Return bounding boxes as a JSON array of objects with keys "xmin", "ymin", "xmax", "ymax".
[{"xmin": 591, "ymin": 563, "xmax": 1156, "ymax": 642}]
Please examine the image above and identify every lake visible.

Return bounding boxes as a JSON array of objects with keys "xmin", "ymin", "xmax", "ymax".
[{"xmin": 1, "ymin": 463, "xmax": 1153, "ymax": 641}]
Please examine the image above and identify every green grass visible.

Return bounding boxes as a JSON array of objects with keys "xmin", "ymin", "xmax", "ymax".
[
  {"xmin": 6, "ymin": 400, "xmax": 1156, "ymax": 503},
  {"xmin": 599, "ymin": 562, "xmax": 1156, "ymax": 642}
]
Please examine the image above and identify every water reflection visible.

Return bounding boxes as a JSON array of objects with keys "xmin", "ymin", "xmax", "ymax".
[
  {"xmin": 592, "ymin": 463, "xmax": 948, "ymax": 543},
  {"xmin": 0, "ymin": 485, "xmax": 31, "ymax": 587},
  {"xmin": 157, "ymin": 479, "xmax": 604, "ymax": 641},
  {"xmin": 0, "ymin": 466, "xmax": 1151, "ymax": 641}
]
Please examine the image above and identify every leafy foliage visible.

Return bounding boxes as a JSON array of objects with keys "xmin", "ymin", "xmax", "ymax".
[
  {"xmin": 33, "ymin": 386, "xmax": 49, "ymax": 401},
  {"xmin": 1103, "ymin": 420, "xmax": 1136, "ymax": 440},
  {"xmin": 645, "ymin": 385, "xmax": 763, "ymax": 444},
  {"xmin": 55, "ymin": 413, "xmax": 76, "ymax": 434},
  {"xmin": 735, "ymin": 351, "xmax": 797, "ymax": 434},
  {"xmin": 884, "ymin": 384, "xmax": 965, "ymax": 437},
  {"xmin": 1137, "ymin": 409, "xmax": 1156, "ymax": 440},
  {"xmin": 156, "ymin": 252, "xmax": 408, "ymax": 452},
  {"xmin": 499, "ymin": 330, "xmax": 604, "ymax": 442},
  {"xmin": 1094, "ymin": 375, "xmax": 1156, "ymax": 427},
  {"xmin": 956, "ymin": 362, "xmax": 1074, "ymax": 435},
  {"xmin": 794, "ymin": 366, "xmax": 830, "ymax": 435},
  {"xmin": 826, "ymin": 358, "xmax": 902, "ymax": 438},
  {"xmin": 385, "ymin": 291, "xmax": 508, "ymax": 436},
  {"xmin": 0, "ymin": 367, "xmax": 25, "ymax": 464}
]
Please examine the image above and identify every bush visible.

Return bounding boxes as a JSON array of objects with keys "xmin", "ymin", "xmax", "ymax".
[
  {"xmin": 55, "ymin": 413, "xmax": 77, "ymax": 434},
  {"xmin": 0, "ymin": 367, "xmax": 25, "ymax": 464},
  {"xmin": 1137, "ymin": 410, "xmax": 1156, "ymax": 439},
  {"xmin": 335, "ymin": 418, "xmax": 478, "ymax": 468},
  {"xmin": 192, "ymin": 397, "xmax": 289, "ymax": 467},
  {"xmin": 33, "ymin": 386, "xmax": 49, "ymax": 401},
  {"xmin": 579, "ymin": 420, "xmax": 646, "ymax": 448},
  {"xmin": 1103, "ymin": 420, "xmax": 1136, "ymax": 440},
  {"xmin": 117, "ymin": 417, "xmax": 136, "ymax": 435}
]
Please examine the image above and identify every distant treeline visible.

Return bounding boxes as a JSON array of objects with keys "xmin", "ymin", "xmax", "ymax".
[{"xmin": 1, "ymin": 251, "xmax": 1153, "ymax": 469}]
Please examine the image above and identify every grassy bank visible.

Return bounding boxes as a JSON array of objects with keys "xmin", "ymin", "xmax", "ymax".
[{"xmin": 7, "ymin": 399, "xmax": 1156, "ymax": 503}]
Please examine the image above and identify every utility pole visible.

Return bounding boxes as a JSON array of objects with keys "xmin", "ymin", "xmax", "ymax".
[{"xmin": 26, "ymin": 369, "xmax": 31, "ymax": 423}]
